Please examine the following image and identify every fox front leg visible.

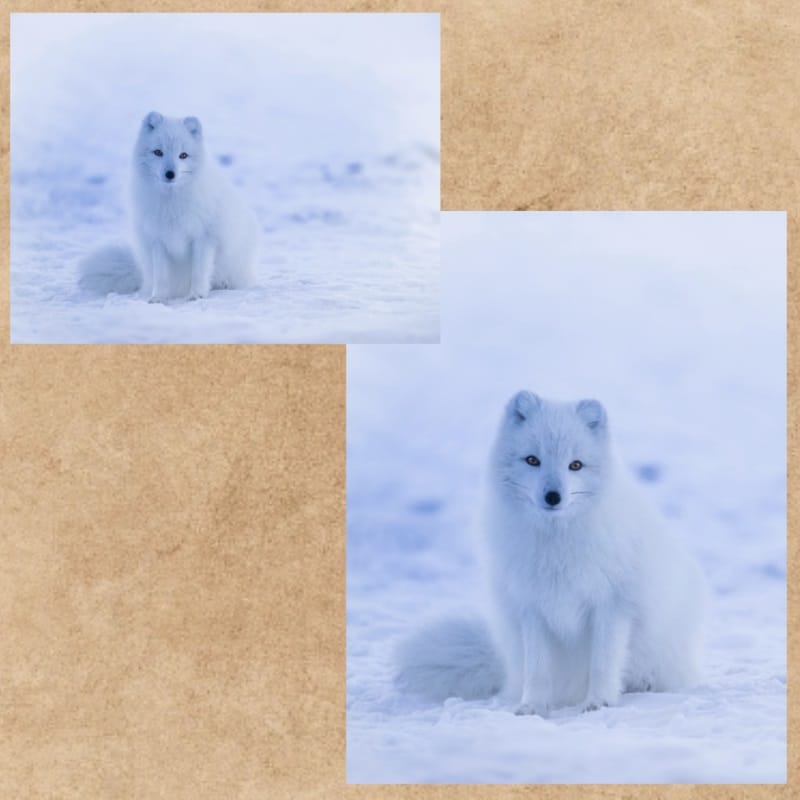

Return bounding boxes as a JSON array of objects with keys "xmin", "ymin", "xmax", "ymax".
[
  {"xmin": 147, "ymin": 243, "xmax": 171, "ymax": 303},
  {"xmin": 189, "ymin": 238, "xmax": 215, "ymax": 300},
  {"xmin": 581, "ymin": 605, "xmax": 631, "ymax": 712},
  {"xmin": 514, "ymin": 613, "xmax": 553, "ymax": 717}
]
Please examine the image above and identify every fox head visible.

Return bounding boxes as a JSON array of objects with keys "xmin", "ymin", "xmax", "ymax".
[
  {"xmin": 490, "ymin": 391, "xmax": 611, "ymax": 517},
  {"xmin": 134, "ymin": 111, "xmax": 204, "ymax": 187}
]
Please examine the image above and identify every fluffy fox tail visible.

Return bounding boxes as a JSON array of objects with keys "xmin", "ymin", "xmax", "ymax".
[
  {"xmin": 395, "ymin": 616, "xmax": 505, "ymax": 702},
  {"xmin": 78, "ymin": 244, "xmax": 140, "ymax": 295}
]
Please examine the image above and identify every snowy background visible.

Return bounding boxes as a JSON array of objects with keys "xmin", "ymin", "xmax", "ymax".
[
  {"xmin": 347, "ymin": 212, "xmax": 786, "ymax": 783},
  {"xmin": 10, "ymin": 13, "xmax": 439, "ymax": 343}
]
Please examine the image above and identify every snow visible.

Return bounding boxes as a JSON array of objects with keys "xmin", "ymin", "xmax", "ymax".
[
  {"xmin": 10, "ymin": 13, "xmax": 439, "ymax": 343},
  {"xmin": 347, "ymin": 212, "xmax": 786, "ymax": 783}
]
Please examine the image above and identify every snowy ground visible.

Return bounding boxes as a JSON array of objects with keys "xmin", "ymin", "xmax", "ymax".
[
  {"xmin": 10, "ymin": 14, "xmax": 439, "ymax": 343},
  {"xmin": 347, "ymin": 213, "xmax": 786, "ymax": 783}
]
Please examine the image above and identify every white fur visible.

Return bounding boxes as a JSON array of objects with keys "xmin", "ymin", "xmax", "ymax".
[
  {"xmin": 396, "ymin": 392, "xmax": 708, "ymax": 716},
  {"xmin": 79, "ymin": 112, "xmax": 258, "ymax": 301},
  {"xmin": 78, "ymin": 244, "xmax": 140, "ymax": 295},
  {"xmin": 395, "ymin": 616, "xmax": 505, "ymax": 702}
]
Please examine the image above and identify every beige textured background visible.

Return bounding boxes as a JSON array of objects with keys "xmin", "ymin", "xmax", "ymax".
[{"xmin": 2, "ymin": 0, "xmax": 794, "ymax": 797}]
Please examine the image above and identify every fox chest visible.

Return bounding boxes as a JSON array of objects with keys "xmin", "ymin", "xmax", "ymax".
[
  {"xmin": 142, "ymin": 208, "xmax": 208, "ymax": 261},
  {"xmin": 532, "ymin": 575, "xmax": 597, "ymax": 640},
  {"xmin": 158, "ymin": 227, "xmax": 195, "ymax": 262},
  {"xmin": 502, "ymin": 555, "xmax": 613, "ymax": 641}
]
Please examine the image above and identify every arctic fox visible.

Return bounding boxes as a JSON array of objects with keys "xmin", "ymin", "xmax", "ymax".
[
  {"xmin": 396, "ymin": 392, "xmax": 708, "ymax": 715},
  {"xmin": 79, "ymin": 112, "xmax": 258, "ymax": 301}
]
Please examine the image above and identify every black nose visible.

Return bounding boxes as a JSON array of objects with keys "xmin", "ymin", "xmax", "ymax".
[
  {"xmin": 545, "ymin": 491, "xmax": 561, "ymax": 507},
  {"xmin": 165, "ymin": 170, "xmax": 175, "ymax": 180}
]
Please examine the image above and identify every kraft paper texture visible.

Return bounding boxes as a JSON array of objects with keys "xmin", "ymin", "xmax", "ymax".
[{"xmin": 1, "ymin": 1, "xmax": 795, "ymax": 797}]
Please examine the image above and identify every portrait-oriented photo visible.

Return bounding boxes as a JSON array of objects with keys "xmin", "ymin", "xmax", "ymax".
[
  {"xmin": 10, "ymin": 13, "xmax": 439, "ymax": 343},
  {"xmin": 347, "ymin": 212, "xmax": 786, "ymax": 783}
]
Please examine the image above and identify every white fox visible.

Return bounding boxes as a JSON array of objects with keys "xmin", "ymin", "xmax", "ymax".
[
  {"xmin": 396, "ymin": 392, "xmax": 708, "ymax": 715},
  {"xmin": 79, "ymin": 112, "xmax": 258, "ymax": 301}
]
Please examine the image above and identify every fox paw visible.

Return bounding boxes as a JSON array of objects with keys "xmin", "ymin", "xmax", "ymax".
[
  {"xmin": 514, "ymin": 702, "xmax": 546, "ymax": 717},
  {"xmin": 580, "ymin": 698, "xmax": 610, "ymax": 713},
  {"xmin": 187, "ymin": 283, "xmax": 210, "ymax": 300},
  {"xmin": 147, "ymin": 295, "xmax": 168, "ymax": 304}
]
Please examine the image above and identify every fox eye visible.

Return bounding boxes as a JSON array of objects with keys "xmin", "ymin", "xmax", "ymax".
[
  {"xmin": 569, "ymin": 460, "xmax": 583, "ymax": 471},
  {"xmin": 179, "ymin": 152, "xmax": 188, "ymax": 159},
  {"xmin": 153, "ymin": 149, "xmax": 163, "ymax": 157},
  {"xmin": 524, "ymin": 455, "xmax": 540, "ymax": 467}
]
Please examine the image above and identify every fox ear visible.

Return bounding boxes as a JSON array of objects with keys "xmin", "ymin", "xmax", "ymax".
[
  {"xmin": 576, "ymin": 399, "xmax": 607, "ymax": 432},
  {"xmin": 144, "ymin": 111, "xmax": 163, "ymax": 130},
  {"xmin": 183, "ymin": 117, "xmax": 202, "ymax": 138},
  {"xmin": 507, "ymin": 390, "xmax": 541, "ymax": 422}
]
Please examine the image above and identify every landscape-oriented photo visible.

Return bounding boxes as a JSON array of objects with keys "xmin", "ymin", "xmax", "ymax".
[
  {"xmin": 10, "ymin": 13, "xmax": 439, "ymax": 343},
  {"xmin": 347, "ymin": 212, "xmax": 786, "ymax": 783}
]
